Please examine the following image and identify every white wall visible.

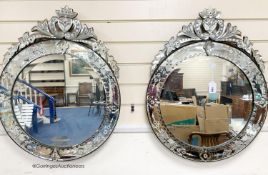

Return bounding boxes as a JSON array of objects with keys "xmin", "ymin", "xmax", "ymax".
[
  {"xmin": 1, "ymin": 0, "xmax": 268, "ymax": 174},
  {"xmin": 179, "ymin": 56, "xmax": 224, "ymax": 95}
]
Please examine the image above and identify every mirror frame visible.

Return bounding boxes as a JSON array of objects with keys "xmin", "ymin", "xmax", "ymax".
[
  {"xmin": 146, "ymin": 8, "xmax": 267, "ymax": 162},
  {"xmin": 0, "ymin": 6, "xmax": 120, "ymax": 161}
]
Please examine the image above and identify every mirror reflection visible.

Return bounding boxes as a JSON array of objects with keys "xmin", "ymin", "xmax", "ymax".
[
  {"xmin": 12, "ymin": 55, "xmax": 105, "ymax": 147},
  {"xmin": 158, "ymin": 56, "xmax": 252, "ymax": 147}
]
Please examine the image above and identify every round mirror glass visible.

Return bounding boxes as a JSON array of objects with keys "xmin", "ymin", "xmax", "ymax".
[
  {"xmin": 158, "ymin": 56, "xmax": 252, "ymax": 147},
  {"xmin": 12, "ymin": 54, "xmax": 106, "ymax": 147}
]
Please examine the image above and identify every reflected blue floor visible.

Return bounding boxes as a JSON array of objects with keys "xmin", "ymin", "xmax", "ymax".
[{"xmin": 29, "ymin": 106, "xmax": 104, "ymax": 147}]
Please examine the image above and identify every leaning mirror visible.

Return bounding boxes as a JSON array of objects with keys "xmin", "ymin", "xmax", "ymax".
[
  {"xmin": 146, "ymin": 9, "xmax": 267, "ymax": 161},
  {"xmin": 0, "ymin": 6, "xmax": 120, "ymax": 161}
]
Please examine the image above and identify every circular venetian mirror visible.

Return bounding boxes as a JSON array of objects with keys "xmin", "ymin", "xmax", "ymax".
[
  {"xmin": 0, "ymin": 6, "xmax": 120, "ymax": 161},
  {"xmin": 146, "ymin": 9, "xmax": 267, "ymax": 161}
]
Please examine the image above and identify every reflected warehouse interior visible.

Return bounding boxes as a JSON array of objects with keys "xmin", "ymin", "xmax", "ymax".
[{"xmin": 152, "ymin": 56, "xmax": 253, "ymax": 147}]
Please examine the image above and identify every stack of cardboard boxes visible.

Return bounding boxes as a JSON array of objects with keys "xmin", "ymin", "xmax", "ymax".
[
  {"xmin": 197, "ymin": 103, "xmax": 231, "ymax": 134},
  {"xmin": 160, "ymin": 102, "xmax": 197, "ymax": 125},
  {"xmin": 160, "ymin": 102, "xmax": 199, "ymax": 142},
  {"xmin": 160, "ymin": 101, "xmax": 231, "ymax": 143}
]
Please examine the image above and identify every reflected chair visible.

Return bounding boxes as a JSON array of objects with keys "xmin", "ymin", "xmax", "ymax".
[
  {"xmin": 95, "ymin": 84, "xmax": 101, "ymax": 115},
  {"xmin": 88, "ymin": 93, "xmax": 95, "ymax": 116},
  {"xmin": 189, "ymin": 132, "xmax": 229, "ymax": 147},
  {"xmin": 77, "ymin": 82, "xmax": 92, "ymax": 106},
  {"xmin": 88, "ymin": 84, "xmax": 103, "ymax": 116}
]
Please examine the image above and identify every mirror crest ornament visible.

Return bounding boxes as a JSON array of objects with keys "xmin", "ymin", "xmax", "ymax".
[
  {"xmin": 4, "ymin": 6, "xmax": 119, "ymax": 77},
  {"xmin": 147, "ymin": 8, "xmax": 267, "ymax": 161},
  {"xmin": 152, "ymin": 8, "xmax": 264, "ymax": 73},
  {"xmin": 0, "ymin": 6, "xmax": 120, "ymax": 161}
]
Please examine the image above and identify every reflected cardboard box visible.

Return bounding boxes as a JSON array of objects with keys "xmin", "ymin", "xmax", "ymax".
[
  {"xmin": 160, "ymin": 102, "xmax": 197, "ymax": 125},
  {"xmin": 204, "ymin": 103, "xmax": 229, "ymax": 119},
  {"xmin": 197, "ymin": 116, "xmax": 229, "ymax": 134},
  {"xmin": 197, "ymin": 104, "xmax": 231, "ymax": 134}
]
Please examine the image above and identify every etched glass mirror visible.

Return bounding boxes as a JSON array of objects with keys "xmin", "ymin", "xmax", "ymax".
[
  {"xmin": 0, "ymin": 6, "xmax": 120, "ymax": 161},
  {"xmin": 146, "ymin": 9, "xmax": 267, "ymax": 161}
]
